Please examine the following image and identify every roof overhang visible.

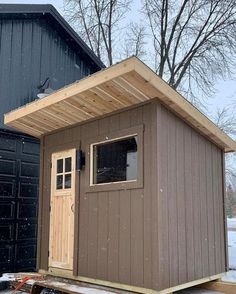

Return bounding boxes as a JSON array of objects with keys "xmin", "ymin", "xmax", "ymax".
[{"xmin": 4, "ymin": 57, "xmax": 236, "ymax": 152}]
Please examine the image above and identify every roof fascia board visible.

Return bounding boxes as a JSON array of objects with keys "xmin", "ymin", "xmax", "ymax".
[
  {"xmin": 133, "ymin": 58, "xmax": 236, "ymax": 152},
  {"xmin": 4, "ymin": 59, "xmax": 135, "ymax": 124}
]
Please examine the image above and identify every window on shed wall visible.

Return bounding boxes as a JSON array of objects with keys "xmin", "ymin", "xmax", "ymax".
[{"xmin": 91, "ymin": 135, "xmax": 138, "ymax": 185}]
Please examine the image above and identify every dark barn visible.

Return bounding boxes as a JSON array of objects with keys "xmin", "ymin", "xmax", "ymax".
[{"xmin": 0, "ymin": 4, "xmax": 103, "ymax": 274}]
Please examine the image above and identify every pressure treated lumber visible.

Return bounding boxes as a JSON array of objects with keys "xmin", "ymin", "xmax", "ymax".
[
  {"xmin": 198, "ymin": 280, "xmax": 236, "ymax": 293},
  {"xmin": 39, "ymin": 269, "xmax": 223, "ymax": 294}
]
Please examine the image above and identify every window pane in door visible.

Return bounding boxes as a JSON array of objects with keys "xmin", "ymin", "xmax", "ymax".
[
  {"xmin": 56, "ymin": 175, "xmax": 63, "ymax": 189},
  {"xmin": 65, "ymin": 174, "xmax": 71, "ymax": 189},
  {"xmin": 57, "ymin": 159, "xmax": 63, "ymax": 174},
  {"xmin": 65, "ymin": 157, "xmax": 72, "ymax": 172},
  {"xmin": 93, "ymin": 136, "xmax": 138, "ymax": 184}
]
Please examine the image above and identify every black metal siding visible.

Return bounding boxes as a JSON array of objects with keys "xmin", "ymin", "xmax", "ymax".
[
  {"xmin": 0, "ymin": 4, "xmax": 105, "ymax": 69},
  {"xmin": 0, "ymin": 17, "xmax": 97, "ymax": 128},
  {"xmin": 0, "ymin": 10, "xmax": 102, "ymax": 274}
]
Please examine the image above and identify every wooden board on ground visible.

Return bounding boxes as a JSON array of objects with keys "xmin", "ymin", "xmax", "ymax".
[
  {"xmin": 7, "ymin": 273, "xmax": 132, "ymax": 294},
  {"xmin": 32, "ymin": 279, "xmax": 130, "ymax": 294},
  {"xmin": 176, "ymin": 288, "xmax": 224, "ymax": 293},
  {"xmin": 198, "ymin": 280, "xmax": 236, "ymax": 294},
  {"xmin": 4, "ymin": 272, "xmax": 230, "ymax": 294},
  {"xmin": 9, "ymin": 280, "xmax": 31, "ymax": 293}
]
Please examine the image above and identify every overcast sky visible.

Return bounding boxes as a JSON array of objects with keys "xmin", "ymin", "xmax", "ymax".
[
  {"xmin": 0, "ymin": 0, "xmax": 64, "ymax": 11},
  {"xmin": 0, "ymin": 0, "xmax": 235, "ymax": 117}
]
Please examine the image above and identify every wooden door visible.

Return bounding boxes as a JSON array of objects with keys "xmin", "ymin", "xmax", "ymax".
[{"xmin": 49, "ymin": 149, "xmax": 76, "ymax": 270}]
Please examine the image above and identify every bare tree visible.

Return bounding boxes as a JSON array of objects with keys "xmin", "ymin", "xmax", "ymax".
[
  {"xmin": 64, "ymin": 0, "xmax": 132, "ymax": 65},
  {"xmin": 122, "ymin": 22, "xmax": 147, "ymax": 59},
  {"xmin": 213, "ymin": 105, "xmax": 236, "ymax": 185},
  {"xmin": 214, "ymin": 106, "xmax": 236, "ymax": 137},
  {"xmin": 226, "ymin": 184, "xmax": 236, "ymax": 217},
  {"xmin": 143, "ymin": 0, "xmax": 236, "ymax": 105}
]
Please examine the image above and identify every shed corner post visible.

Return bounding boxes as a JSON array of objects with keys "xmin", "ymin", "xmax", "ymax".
[
  {"xmin": 36, "ymin": 136, "xmax": 45, "ymax": 271},
  {"xmin": 222, "ymin": 150, "xmax": 229, "ymax": 272}
]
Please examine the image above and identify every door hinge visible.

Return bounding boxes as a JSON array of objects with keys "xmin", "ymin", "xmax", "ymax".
[
  {"xmin": 50, "ymin": 162, "xmax": 52, "ymax": 168},
  {"xmin": 48, "ymin": 251, "xmax": 50, "ymax": 257}
]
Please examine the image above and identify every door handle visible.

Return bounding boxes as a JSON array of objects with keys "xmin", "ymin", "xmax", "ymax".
[{"xmin": 71, "ymin": 203, "xmax": 75, "ymax": 213}]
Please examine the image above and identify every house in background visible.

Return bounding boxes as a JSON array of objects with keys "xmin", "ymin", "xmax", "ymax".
[
  {"xmin": 5, "ymin": 57, "xmax": 236, "ymax": 293},
  {"xmin": 0, "ymin": 4, "xmax": 103, "ymax": 274}
]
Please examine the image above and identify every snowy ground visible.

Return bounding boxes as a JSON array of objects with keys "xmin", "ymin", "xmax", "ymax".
[{"xmin": 227, "ymin": 218, "xmax": 236, "ymax": 269}]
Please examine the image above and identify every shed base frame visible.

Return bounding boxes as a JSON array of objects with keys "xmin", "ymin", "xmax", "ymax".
[{"xmin": 39, "ymin": 269, "xmax": 224, "ymax": 294}]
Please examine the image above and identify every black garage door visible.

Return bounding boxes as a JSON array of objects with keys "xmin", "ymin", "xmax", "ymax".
[{"xmin": 0, "ymin": 131, "xmax": 39, "ymax": 274}]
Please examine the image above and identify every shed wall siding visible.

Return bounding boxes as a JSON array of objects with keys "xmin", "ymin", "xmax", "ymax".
[
  {"xmin": 157, "ymin": 103, "xmax": 226, "ymax": 290},
  {"xmin": 78, "ymin": 102, "xmax": 158, "ymax": 289},
  {"xmin": 40, "ymin": 102, "xmax": 158, "ymax": 289},
  {"xmin": 39, "ymin": 100, "xmax": 226, "ymax": 292}
]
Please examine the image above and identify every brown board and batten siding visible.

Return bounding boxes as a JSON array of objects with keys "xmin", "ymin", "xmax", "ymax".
[
  {"xmin": 37, "ymin": 99, "xmax": 226, "ymax": 292},
  {"xmin": 156, "ymin": 103, "xmax": 226, "ymax": 290}
]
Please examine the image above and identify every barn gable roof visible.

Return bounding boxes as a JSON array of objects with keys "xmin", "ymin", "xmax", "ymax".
[
  {"xmin": 4, "ymin": 56, "xmax": 236, "ymax": 152},
  {"xmin": 0, "ymin": 3, "xmax": 105, "ymax": 70}
]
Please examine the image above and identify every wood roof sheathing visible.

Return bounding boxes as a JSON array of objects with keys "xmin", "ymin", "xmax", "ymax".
[{"xmin": 4, "ymin": 56, "xmax": 236, "ymax": 152}]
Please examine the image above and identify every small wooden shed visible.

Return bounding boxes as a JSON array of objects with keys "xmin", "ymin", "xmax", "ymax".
[{"xmin": 4, "ymin": 57, "xmax": 236, "ymax": 294}]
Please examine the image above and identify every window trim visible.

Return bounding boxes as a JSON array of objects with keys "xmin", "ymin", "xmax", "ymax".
[
  {"xmin": 86, "ymin": 125, "xmax": 144, "ymax": 192},
  {"xmin": 51, "ymin": 149, "xmax": 76, "ymax": 196},
  {"xmin": 55, "ymin": 156, "xmax": 73, "ymax": 190}
]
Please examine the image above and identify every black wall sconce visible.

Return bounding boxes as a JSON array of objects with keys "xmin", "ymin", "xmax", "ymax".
[{"xmin": 76, "ymin": 149, "xmax": 85, "ymax": 171}]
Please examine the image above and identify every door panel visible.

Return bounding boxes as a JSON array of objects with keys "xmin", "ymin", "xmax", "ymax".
[
  {"xmin": 49, "ymin": 149, "xmax": 75, "ymax": 270},
  {"xmin": 0, "ymin": 132, "xmax": 39, "ymax": 275}
]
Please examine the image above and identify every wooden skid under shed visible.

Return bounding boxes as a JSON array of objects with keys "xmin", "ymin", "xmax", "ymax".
[
  {"xmin": 7, "ymin": 273, "xmax": 132, "ymax": 294},
  {"xmin": 198, "ymin": 280, "xmax": 236, "ymax": 294},
  {"xmin": 35, "ymin": 279, "xmax": 236, "ymax": 294},
  {"xmin": 6, "ymin": 272, "xmax": 230, "ymax": 294}
]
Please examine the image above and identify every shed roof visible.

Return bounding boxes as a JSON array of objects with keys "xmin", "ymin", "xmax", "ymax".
[
  {"xmin": 4, "ymin": 57, "xmax": 236, "ymax": 152},
  {"xmin": 0, "ymin": 3, "xmax": 105, "ymax": 70}
]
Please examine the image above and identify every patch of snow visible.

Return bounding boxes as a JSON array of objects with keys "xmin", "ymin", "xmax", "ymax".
[
  {"xmin": 65, "ymin": 285, "xmax": 115, "ymax": 294},
  {"xmin": 228, "ymin": 231, "xmax": 236, "ymax": 269},
  {"xmin": 222, "ymin": 270, "xmax": 236, "ymax": 283},
  {"xmin": 227, "ymin": 218, "xmax": 236, "ymax": 229},
  {"xmin": 0, "ymin": 273, "xmax": 16, "ymax": 282},
  {"xmin": 24, "ymin": 279, "xmax": 34, "ymax": 285},
  {"xmin": 33, "ymin": 280, "xmax": 116, "ymax": 294}
]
